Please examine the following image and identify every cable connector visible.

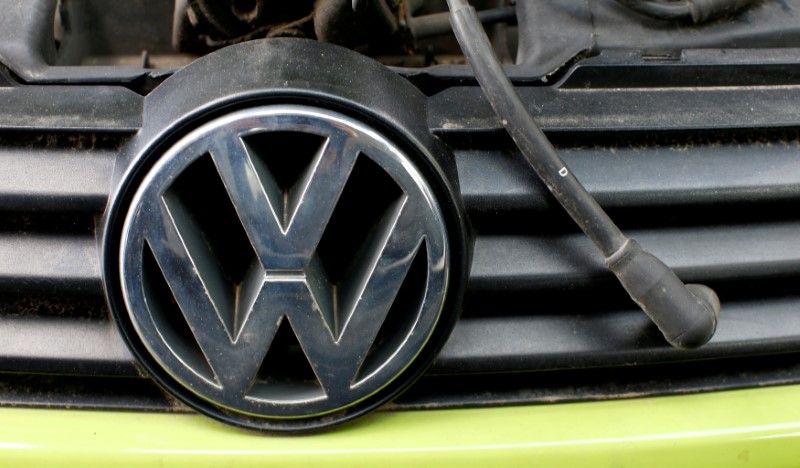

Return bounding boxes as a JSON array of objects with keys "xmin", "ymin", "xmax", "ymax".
[{"xmin": 606, "ymin": 239, "xmax": 720, "ymax": 349}]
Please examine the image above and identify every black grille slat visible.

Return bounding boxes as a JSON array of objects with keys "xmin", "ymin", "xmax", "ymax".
[
  {"xmin": 471, "ymin": 222, "xmax": 800, "ymax": 291},
  {"xmin": 430, "ymin": 86, "xmax": 800, "ymax": 133},
  {"xmin": 433, "ymin": 294, "xmax": 800, "ymax": 374},
  {"xmin": 6, "ymin": 292, "xmax": 800, "ymax": 378},
  {"xmin": 457, "ymin": 142, "xmax": 800, "ymax": 212},
  {"xmin": 0, "ymin": 233, "xmax": 101, "ymax": 293},
  {"xmin": 0, "ymin": 317, "xmax": 137, "ymax": 376},
  {"xmin": 0, "ymin": 148, "xmax": 114, "ymax": 211},
  {"xmin": 0, "ymin": 87, "xmax": 143, "ymax": 131}
]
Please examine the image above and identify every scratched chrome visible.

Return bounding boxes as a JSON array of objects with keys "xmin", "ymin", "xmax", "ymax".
[{"xmin": 119, "ymin": 105, "xmax": 448, "ymax": 418}]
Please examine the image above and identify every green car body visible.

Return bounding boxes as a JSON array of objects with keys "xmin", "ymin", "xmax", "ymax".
[
  {"xmin": 4, "ymin": 384, "xmax": 800, "ymax": 467},
  {"xmin": 2, "ymin": 2, "xmax": 799, "ymax": 466}
]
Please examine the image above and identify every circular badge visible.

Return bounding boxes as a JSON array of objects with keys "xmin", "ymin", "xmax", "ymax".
[{"xmin": 118, "ymin": 105, "xmax": 450, "ymax": 427}]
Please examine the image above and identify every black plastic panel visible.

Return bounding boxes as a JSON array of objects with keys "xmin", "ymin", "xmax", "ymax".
[
  {"xmin": 515, "ymin": 0, "xmax": 800, "ymax": 77},
  {"xmin": 0, "ymin": 234, "xmax": 101, "ymax": 293},
  {"xmin": 434, "ymin": 294, "xmax": 800, "ymax": 374},
  {"xmin": 429, "ymin": 86, "xmax": 800, "ymax": 132},
  {"xmin": 0, "ymin": 0, "xmax": 157, "ymax": 84},
  {"xmin": 0, "ymin": 87, "xmax": 142, "ymax": 131},
  {"xmin": 0, "ymin": 374, "xmax": 175, "ymax": 411},
  {"xmin": 0, "ymin": 107, "xmax": 798, "ymax": 385},
  {"xmin": 396, "ymin": 352, "xmax": 800, "ymax": 409},
  {"xmin": 3, "ymin": 292, "xmax": 799, "ymax": 378},
  {"xmin": 0, "ymin": 317, "xmax": 137, "ymax": 376},
  {"xmin": 0, "ymin": 10, "xmax": 798, "ymax": 409},
  {"xmin": 0, "ymin": 146, "xmax": 114, "ymax": 211},
  {"xmin": 470, "ymin": 223, "xmax": 800, "ymax": 291},
  {"xmin": 456, "ymin": 142, "xmax": 800, "ymax": 212}
]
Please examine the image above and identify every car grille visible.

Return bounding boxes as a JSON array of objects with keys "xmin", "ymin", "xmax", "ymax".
[{"xmin": 2, "ymin": 54, "xmax": 800, "ymax": 411}]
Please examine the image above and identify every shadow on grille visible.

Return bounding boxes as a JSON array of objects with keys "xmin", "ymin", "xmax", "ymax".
[
  {"xmin": 242, "ymin": 130, "xmax": 325, "ymax": 230},
  {"xmin": 166, "ymin": 153, "xmax": 256, "ymax": 287},
  {"xmin": 142, "ymin": 243, "xmax": 215, "ymax": 382},
  {"xmin": 250, "ymin": 317, "xmax": 325, "ymax": 401},
  {"xmin": 0, "ymin": 292, "xmax": 107, "ymax": 319},
  {"xmin": 357, "ymin": 240, "xmax": 428, "ymax": 381},
  {"xmin": 316, "ymin": 155, "xmax": 404, "ymax": 285}
]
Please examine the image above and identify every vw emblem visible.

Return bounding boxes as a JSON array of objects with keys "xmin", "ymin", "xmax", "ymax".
[{"xmin": 117, "ymin": 105, "xmax": 450, "ymax": 427}]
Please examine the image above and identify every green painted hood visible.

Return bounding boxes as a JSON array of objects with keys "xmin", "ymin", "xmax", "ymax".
[{"xmin": 3, "ymin": 384, "xmax": 800, "ymax": 467}]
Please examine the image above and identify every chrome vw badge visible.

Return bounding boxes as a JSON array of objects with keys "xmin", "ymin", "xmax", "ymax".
[{"xmin": 118, "ymin": 105, "xmax": 450, "ymax": 428}]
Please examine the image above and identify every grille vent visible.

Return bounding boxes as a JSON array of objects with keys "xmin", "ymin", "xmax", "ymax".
[{"xmin": 1, "ymin": 86, "xmax": 800, "ymax": 410}]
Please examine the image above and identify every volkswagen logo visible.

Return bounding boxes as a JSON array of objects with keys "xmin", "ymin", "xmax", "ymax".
[{"xmin": 116, "ymin": 105, "xmax": 451, "ymax": 429}]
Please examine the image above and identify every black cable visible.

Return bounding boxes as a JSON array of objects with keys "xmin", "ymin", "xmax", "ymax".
[
  {"xmin": 615, "ymin": 0, "xmax": 692, "ymax": 20},
  {"xmin": 450, "ymin": 0, "xmax": 624, "ymax": 257},
  {"xmin": 446, "ymin": 0, "xmax": 721, "ymax": 349},
  {"xmin": 407, "ymin": 6, "xmax": 516, "ymax": 40},
  {"xmin": 615, "ymin": 0, "xmax": 758, "ymax": 23},
  {"xmin": 349, "ymin": 0, "xmax": 399, "ymax": 34}
]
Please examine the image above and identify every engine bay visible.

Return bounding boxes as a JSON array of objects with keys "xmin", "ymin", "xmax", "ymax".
[{"xmin": 49, "ymin": 0, "xmax": 800, "ymax": 78}]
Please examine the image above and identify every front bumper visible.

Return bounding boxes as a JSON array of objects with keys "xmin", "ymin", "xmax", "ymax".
[{"xmin": 3, "ymin": 384, "xmax": 800, "ymax": 467}]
